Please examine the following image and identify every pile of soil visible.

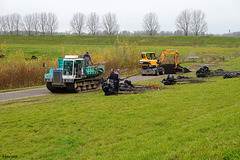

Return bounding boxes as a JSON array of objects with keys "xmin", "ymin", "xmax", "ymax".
[
  {"xmin": 161, "ymin": 64, "xmax": 190, "ymax": 74},
  {"xmin": 161, "ymin": 64, "xmax": 176, "ymax": 74}
]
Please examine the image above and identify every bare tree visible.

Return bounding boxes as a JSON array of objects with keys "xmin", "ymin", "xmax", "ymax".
[
  {"xmin": 175, "ymin": 9, "xmax": 192, "ymax": 36},
  {"xmin": 0, "ymin": 16, "xmax": 8, "ymax": 34},
  {"xmin": 13, "ymin": 13, "xmax": 22, "ymax": 35},
  {"xmin": 70, "ymin": 13, "xmax": 85, "ymax": 35},
  {"xmin": 47, "ymin": 12, "xmax": 58, "ymax": 35},
  {"xmin": 23, "ymin": 14, "xmax": 34, "ymax": 35},
  {"xmin": 0, "ymin": 16, "xmax": 3, "ymax": 33},
  {"xmin": 5, "ymin": 14, "xmax": 14, "ymax": 35},
  {"xmin": 32, "ymin": 13, "xmax": 40, "ymax": 35},
  {"xmin": 39, "ymin": 12, "xmax": 48, "ymax": 35},
  {"xmin": 87, "ymin": 12, "xmax": 100, "ymax": 35},
  {"xmin": 191, "ymin": 9, "xmax": 207, "ymax": 36},
  {"xmin": 102, "ymin": 12, "xmax": 119, "ymax": 35},
  {"xmin": 142, "ymin": 12, "xmax": 160, "ymax": 36}
]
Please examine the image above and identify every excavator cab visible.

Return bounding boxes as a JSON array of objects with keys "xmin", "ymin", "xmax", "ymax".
[
  {"xmin": 140, "ymin": 52, "xmax": 165, "ymax": 76},
  {"xmin": 141, "ymin": 52, "xmax": 156, "ymax": 60}
]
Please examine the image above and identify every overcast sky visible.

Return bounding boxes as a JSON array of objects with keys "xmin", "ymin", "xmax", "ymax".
[{"xmin": 1, "ymin": 0, "xmax": 239, "ymax": 34}]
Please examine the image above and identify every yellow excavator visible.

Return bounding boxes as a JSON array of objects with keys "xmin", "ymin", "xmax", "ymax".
[{"xmin": 139, "ymin": 49, "xmax": 187, "ymax": 76}]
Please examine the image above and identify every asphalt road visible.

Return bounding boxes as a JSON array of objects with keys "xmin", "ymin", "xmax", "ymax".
[
  {"xmin": 0, "ymin": 75, "xmax": 165, "ymax": 102},
  {"xmin": 0, "ymin": 88, "xmax": 52, "ymax": 102}
]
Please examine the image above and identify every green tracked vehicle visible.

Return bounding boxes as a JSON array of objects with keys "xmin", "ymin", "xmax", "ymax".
[{"xmin": 44, "ymin": 55, "xmax": 105, "ymax": 93}]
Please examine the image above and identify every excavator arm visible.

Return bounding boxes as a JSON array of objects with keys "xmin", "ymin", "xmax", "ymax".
[{"xmin": 158, "ymin": 49, "xmax": 179, "ymax": 69}]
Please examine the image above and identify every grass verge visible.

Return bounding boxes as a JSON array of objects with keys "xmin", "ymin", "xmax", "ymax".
[{"xmin": 1, "ymin": 60, "xmax": 239, "ymax": 159}]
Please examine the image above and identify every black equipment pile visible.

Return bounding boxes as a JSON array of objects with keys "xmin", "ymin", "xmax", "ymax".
[
  {"xmin": 196, "ymin": 66, "xmax": 240, "ymax": 79},
  {"xmin": 223, "ymin": 72, "xmax": 240, "ymax": 79},
  {"xmin": 196, "ymin": 66, "xmax": 213, "ymax": 78},
  {"xmin": 100, "ymin": 78, "xmax": 135, "ymax": 96},
  {"xmin": 161, "ymin": 75, "xmax": 177, "ymax": 85},
  {"xmin": 161, "ymin": 75, "xmax": 206, "ymax": 85}
]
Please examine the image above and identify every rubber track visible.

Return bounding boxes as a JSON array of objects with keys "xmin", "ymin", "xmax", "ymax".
[{"xmin": 66, "ymin": 79, "xmax": 100, "ymax": 93}]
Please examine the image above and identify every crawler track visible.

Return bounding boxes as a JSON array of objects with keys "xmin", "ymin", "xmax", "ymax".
[{"xmin": 66, "ymin": 79, "xmax": 101, "ymax": 93}]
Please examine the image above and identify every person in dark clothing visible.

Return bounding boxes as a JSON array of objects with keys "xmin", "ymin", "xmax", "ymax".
[
  {"xmin": 83, "ymin": 52, "xmax": 93, "ymax": 65},
  {"xmin": 108, "ymin": 69, "xmax": 115, "ymax": 79},
  {"xmin": 108, "ymin": 68, "xmax": 115, "ymax": 87},
  {"xmin": 112, "ymin": 69, "xmax": 122, "ymax": 95}
]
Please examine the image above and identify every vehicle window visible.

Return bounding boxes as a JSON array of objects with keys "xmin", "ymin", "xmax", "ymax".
[
  {"xmin": 146, "ymin": 53, "xmax": 156, "ymax": 60},
  {"xmin": 63, "ymin": 60, "xmax": 73, "ymax": 75},
  {"xmin": 74, "ymin": 60, "xmax": 81, "ymax": 75}
]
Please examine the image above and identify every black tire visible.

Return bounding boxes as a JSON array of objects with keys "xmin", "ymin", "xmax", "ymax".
[
  {"xmin": 160, "ymin": 69, "xmax": 165, "ymax": 75},
  {"xmin": 155, "ymin": 70, "xmax": 159, "ymax": 76},
  {"xmin": 142, "ymin": 74, "xmax": 146, "ymax": 76}
]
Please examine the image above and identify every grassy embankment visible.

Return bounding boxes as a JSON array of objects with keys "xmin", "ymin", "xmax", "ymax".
[
  {"xmin": 1, "ymin": 35, "xmax": 239, "ymax": 60},
  {"xmin": 0, "ymin": 53, "xmax": 240, "ymax": 159},
  {"xmin": 0, "ymin": 35, "xmax": 239, "ymax": 90}
]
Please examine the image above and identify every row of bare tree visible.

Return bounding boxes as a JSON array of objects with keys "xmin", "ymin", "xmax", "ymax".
[
  {"xmin": 70, "ymin": 12, "xmax": 119, "ymax": 35},
  {"xmin": 142, "ymin": 9, "xmax": 208, "ymax": 36},
  {"xmin": 0, "ymin": 9, "xmax": 208, "ymax": 36},
  {"xmin": 175, "ymin": 9, "xmax": 207, "ymax": 36},
  {"xmin": 0, "ymin": 12, "xmax": 58, "ymax": 35}
]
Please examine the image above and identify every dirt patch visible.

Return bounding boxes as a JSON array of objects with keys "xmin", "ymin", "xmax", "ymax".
[
  {"xmin": 0, "ymin": 98, "xmax": 43, "ymax": 106},
  {"xmin": 177, "ymin": 78, "xmax": 207, "ymax": 84},
  {"xmin": 118, "ymin": 84, "xmax": 168, "ymax": 94}
]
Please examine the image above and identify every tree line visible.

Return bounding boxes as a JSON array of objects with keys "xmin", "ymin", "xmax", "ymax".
[
  {"xmin": 0, "ymin": 9, "xmax": 237, "ymax": 36},
  {"xmin": 0, "ymin": 13, "xmax": 58, "ymax": 35}
]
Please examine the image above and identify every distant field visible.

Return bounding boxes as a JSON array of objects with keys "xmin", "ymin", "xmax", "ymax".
[
  {"xmin": 1, "ymin": 35, "xmax": 240, "ymax": 46},
  {"xmin": 1, "ymin": 56, "xmax": 240, "ymax": 159},
  {"xmin": 1, "ymin": 35, "xmax": 239, "ymax": 61}
]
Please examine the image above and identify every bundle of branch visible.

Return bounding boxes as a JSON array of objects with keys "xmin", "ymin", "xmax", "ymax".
[
  {"xmin": 162, "ymin": 75, "xmax": 207, "ymax": 85},
  {"xmin": 223, "ymin": 72, "xmax": 240, "ymax": 79}
]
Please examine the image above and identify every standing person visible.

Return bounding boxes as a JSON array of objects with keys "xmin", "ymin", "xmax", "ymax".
[
  {"xmin": 112, "ymin": 69, "xmax": 122, "ymax": 95},
  {"xmin": 108, "ymin": 68, "xmax": 115, "ymax": 87},
  {"xmin": 108, "ymin": 68, "xmax": 115, "ymax": 91},
  {"xmin": 83, "ymin": 52, "xmax": 93, "ymax": 65},
  {"xmin": 108, "ymin": 68, "xmax": 115, "ymax": 79}
]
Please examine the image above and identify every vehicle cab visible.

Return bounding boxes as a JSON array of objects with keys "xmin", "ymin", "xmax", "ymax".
[
  {"xmin": 140, "ymin": 52, "xmax": 158, "ymax": 68},
  {"xmin": 139, "ymin": 52, "xmax": 165, "ymax": 76},
  {"xmin": 62, "ymin": 55, "xmax": 87, "ymax": 83},
  {"xmin": 44, "ymin": 55, "xmax": 87, "ymax": 85}
]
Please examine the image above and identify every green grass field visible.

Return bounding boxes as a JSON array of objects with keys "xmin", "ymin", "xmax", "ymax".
[
  {"xmin": 1, "ymin": 35, "xmax": 240, "ymax": 60},
  {"xmin": 1, "ymin": 55, "xmax": 240, "ymax": 159},
  {"xmin": 1, "ymin": 35, "xmax": 240, "ymax": 46},
  {"xmin": 0, "ymin": 35, "xmax": 239, "ymax": 73}
]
